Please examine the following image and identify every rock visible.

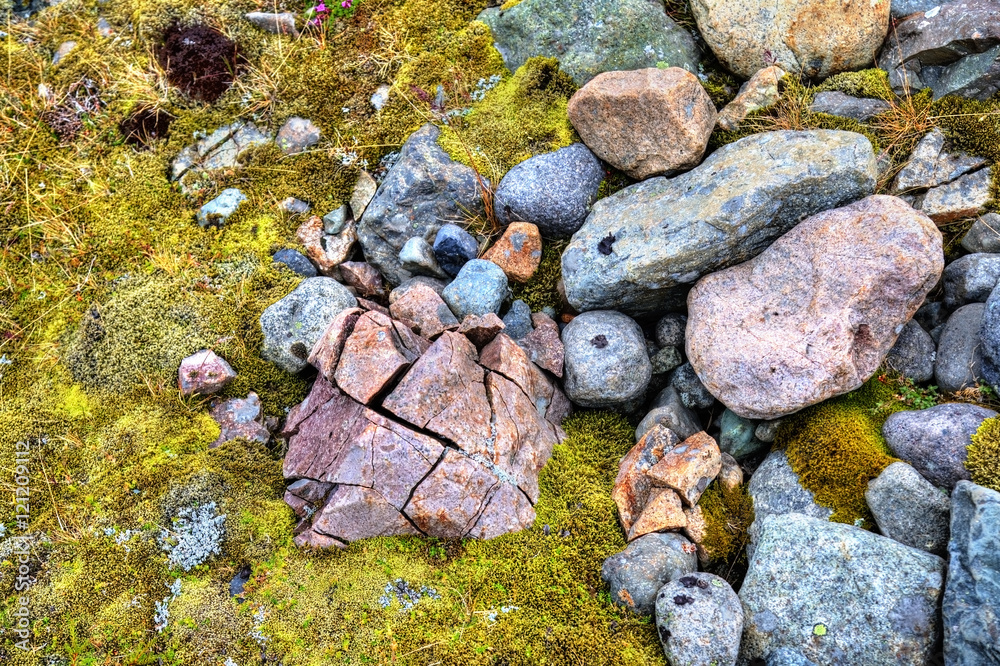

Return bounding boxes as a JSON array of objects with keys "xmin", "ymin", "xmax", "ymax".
[
  {"xmin": 943, "ymin": 480, "xmax": 1000, "ymax": 664},
  {"xmin": 629, "ymin": 488, "xmax": 687, "ymax": 540},
  {"xmin": 917, "ymin": 168, "xmax": 993, "ymax": 224},
  {"xmin": 687, "ymin": 195, "xmax": 943, "ymax": 420},
  {"xmin": 245, "ymin": 11, "xmax": 298, "ymax": 35},
  {"xmin": 718, "ymin": 452, "xmax": 743, "ymax": 491},
  {"xmin": 483, "ymin": 222, "xmax": 542, "ymax": 283},
  {"xmin": 944, "ymin": 254, "xmax": 1000, "ymax": 309},
  {"xmin": 717, "ymin": 65, "xmax": 784, "ymax": 131},
  {"xmin": 457, "ymin": 313, "xmax": 505, "ymax": 348},
  {"xmin": 650, "ymin": 347, "xmax": 682, "ymax": 375},
  {"xmin": 307, "ymin": 307, "xmax": 364, "ymax": 382},
  {"xmin": 501, "ymin": 299, "xmax": 532, "ymax": 340},
  {"xmin": 178, "ymin": 349, "xmax": 236, "ymax": 397},
  {"xmin": 562, "ymin": 130, "xmax": 876, "ymax": 316},
  {"xmin": 866, "ymin": 461, "xmax": 951, "ymax": 555},
  {"xmin": 655, "ymin": 573, "xmax": 743, "ymax": 666},
  {"xmin": 389, "ymin": 276, "xmax": 447, "ymax": 304},
  {"xmin": 883, "ymin": 403, "xmax": 998, "ymax": 490},
  {"xmin": 518, "ymin": 312, "xmax": 564, "ymax": 377},
  {"xmin": 97, "ymin": 18, "xmax": 113, "ymax": 37},
  {"xmin": 209, "ymin": 393, "xmax": 271, "ymax": 448},
  {"xmin": 52, "ymin": 40, "xmax": 76, "ymax": 66},
  {"xmin": 322, "ymin": 206, "xmax": 349, "ymax": 235},
  {"xmin": 647, "ymin": 432, "xmax": 722, "ymax": 507},
  {"xmin": 296, "ymin": 215, "xmax": 356, "ymax": 276},
  {"xmin": 747, "ymin": 450, "xmax": 832, "ymax": 553},
  {"xmin": 893, "ymin": 128, "xmax": 988, "ymax": 194},
  {"xmin": 278, "ymin": 197, "xmax": 310, "ymax": 214},
  {"xmin": 635, "ymin": 386, "xmax": 701, "ymax": 444},
  {"xmin": 493, "ymin": 144, "xmax": 603, "ymax": 238},
  {"xmin": 433, "ymin": 223, "xmax": 479, "ymax": 277},
  {"xmin": 276, "ymin": 117, "xmax": 320, "ymax": 155},
  {"xmin": 601, "ymin": 532, "xmax": 697, "ymax": 616},
  {"xmin": 339, "ymin": 261, "xmax": 385, "ymax": 299},
  {"xmin": 562, "ymin": 310, "xmax": 651, "ymax": 410},
  {"xmin": 567, "ymin": 68, "xmax": 716, "ymax": 180},
  {"xmin": 272, "ymin": 249, "xmax": 316, "ymax": 277},
  {"xmin": 350, "ymin": 170, "xmax": 377, "ymax": 220},
  {"xmin": 613, "ymin": 424, "xmax": 679, "ymax": 536},
  {"xmin": 667, "ymin": 363, "xmax": 715, "ymax": 410},
  {"xmin": 357, "ymin": 124, "xmax": 484, "ymax": 285},
  {"xmin": 878, "ymin": 0, "xmax": 1000, "ymax": 100},
  {"xmin": 691, "ymin": 0, "xmax": 889, "ymax": 80},
  {"xmin": 441, "ymin": 259, "xmax": 508, "ymax": 321},
  {"xmin": 388, "ymin": 283, "xmax": 459, "ymax": 339},
  {"xmin": 766, "ymin": 648, "xmax": 820, "ymax": 666},
  {"xmin": 891, "ymin": 0, "xmax": 940, "ymax": 18},
  {"xmin": 171, "ymin": 122, "xmax": 273, "ymax": 194},
  {"xmin": 399, "ymin": 236, "xmax": 448, "ymax": 279},
  {"xmin": 962, "ymin": 213, "xmax": 1000, "ymax": 254},
  {"xmin": 260, "ymin": 277, "xmax": 358, "ymax": 373},
  {"xmin": 655, "ymin": 314, "xmax": 687, "ymax": 349},
  {"xmin": 982, "ymin": 285, "xmax": 1000, "ymax": 391},
  {"xmin": 370, "ymin": 84, "xmax": 391, "ymax": 111},
  {"xmin": 886, "ymin": 319, "xmax": 936, "ymax": 383},
  {"xmin": 755, "ymin": 420, "xmax": 782, "ymax": 444},
  {"xmin": 197, "ymin": 188, "xmax": 246, "ymax": 227},
  {"xmin": 740, "ymin": 513, "xmax": 945, "ymax": 665},
  {"xmin": 478, "ymin": 0, "xmax": 700, "ymax": 87},
  {"xmin": 719, "ymin": 408, "xmax": 767, "ymax": 460},
  {"xmin": 935, "ymin": 303, "xmax": 986, "ymax": 393},
  {"xmin": 334, "ymin": 311, "xmax": 424, "ymax": 405},
  {"xmin": 808, "ymin": 91, "xmax": 891, "ymax": 122}
]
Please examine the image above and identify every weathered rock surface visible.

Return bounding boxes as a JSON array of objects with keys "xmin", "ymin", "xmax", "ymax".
[
  {"xmin": 719, "ymin": 408, "xmax": 767, "ymax": 460},
  {"xmin": 433, "ymin": 223, "xmax": 479, "ymax": 277},
  {"xmin": 893, "ymin": 128, "xmax": 988, "ymax": 194},
  {"xmin": 339, "ymin": 261, "xmax": 385, "ymax": 299},
  {"xmin": 613, "ymin": 424, "xmax": 680, "ymax": 537},
  {"xmin": 808, "ymin": 91, "xmax": 890, "ymax": 122},
  {"xmin": 655, "ymin": 314, "xmax": 687, "ymax": 350},
  {"xmin": 178, "ymin": 349, "xmax": 236, "ymax": 397},
  {"xmin": 440, "ymin": 259, "xmax": 508, "ymax": 321},
  {"xmin": 209, "ymin": 393, "xmax": 271, "ymax": 448},
  {"xmin": 493, "ymin": 144, "xmax": 603, "ymax": 238},
  {"xmin": 982, "ymin": 284, "xmax": 1000, "ymax": 391},
  {"xmin": 562, "ymin": 310, "xmax": 651, "ymax": 410},
  {"xmin": 562, "ymin": 130, "xmax": 876, "ymax": 316},
  {"xmin": 567, "ymin": 68, "xmax": 716, "ymax": 180},
  {"xmin": 747, "ymin": 450, "xmax": 831, "ymax": 554},
  {"xmin": 171, "ymin": 122, "xmax": 273, "ymax": 194},
  {"xmin": 276, "ymin": 117, "xmax": 320, "ymax": 155},
  {"xmin": 962, "ymin": 213, "xmax": 1000, "ymax": 254},
  {"xmin": 457, "ymin": 313, "xmax": 505, "ymax": 348},
  {"xmin": 197, "ymin": 188, "xmax": 246, "ymax": 227},
  {"xmin": 687, "ymin": 195, "xmax": 943, "ymax": 420},
  {"xmin": 883, "ymin": 403, "xmax": 998, "ymax": 490},
  {"xmin": 667, "ymin": 362, "xmax": 716, "ymax": 410},
  {"xmin": 944, "ymin": 254, "xmax": 1000, "ymax": 309},
  {"xmin": 656, "ymin": 573, "xmax": 743, "ymax": 666},
  {"xmin": 886, "ymin": 319, "xmax": 936, "ymax": 383},
  {"xmin": 629, "ymin": 487, "xmax": 686, "ymax": 540},
  {"xmin": 917, "ymin": 167, "xmax": 994, "ymax": 223},
  {"xmin": 646, "ymin": 432, "xmax": 722, "ymax": 507},
  {"xmin": 478, "ymin": 0, "xmax": 700, "ymax": 87},
  {"xmin": 273, "ymin": 248, "xmax": 316, "ymax": 277},
  {"xmin": 601, "ymin": 532, "xmax": 696, "ymax": 616},
  {"xmin": 296, "ymin": 215, "xmax": 357, "ymax": 276},
  {"xmin": 388, "ymin": 282, "xmax": 459, "ymax": 339},
  {"xmin": 717, "ymin": 65, "xmax": 783, "ymax": 131},
  {"xmin": 483, "ymin": 222, "xmax": 542, "ymax": 283},
  {"xmin": 935, "ymin": 303, "xmax": 986, "ymax": 393},
  {"xmin": 691, "ymin": 0, "xmax": 889, "ymax": 80},
  {"xmin": 867, "ymin": 461, "xmax": 951, "ymax": 555},
  {"xmin": 740, "ymin": 513, "xmax": 946, "ymax": 665},
  {"xmin": 943, "ymin": 481, "xmax": 1000, "ymax": 664},
  {"xmin": 398, "ymin": 236, "xmax": 449, "ymax": 279},
  {"xmin": 334, "ymin": 311, "xmax": 424, "ymax": 405},
  {"xmin": 357, "ymin": 124, "xmax": 485, "ymax": 285},
  {"xmin": 635, "ymin": 386, "xmax": 701, "ymax": 444},
  {"xmin": 878, "ymin": 0, "xmax": 1000, "ymax": 100},
  {"xmin": 501, "ymin": 299, "xmax": 532, "ymax": 340},
  {"xmin": 518, "ymin": 312, "xmax": 563, "ymax": 377}
]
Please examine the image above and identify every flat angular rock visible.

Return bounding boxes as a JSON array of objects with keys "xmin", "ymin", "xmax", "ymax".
[
  {"xmin": 602, "ymin": 532, "xmax": 696, "ymax": 616},
  {"xmin": 197, "ymin": 188, "xmax": 246, "ymax": 227},
  {"xmin": 478, "ymin": 0, "xmax": 700, "ymax": 87},
  {"xmin": 209, "ymin": 392, "xmax": 270, "ymax": 448},
  {"xmin": 613, "ymin": 424, "xmax": 680, "ymax": 535},
  {"xmin": 894, "ymin": 128, "xmax": 988, "ymax": 194},
  {"xmin": 562, "ymin": 130, "xmax": 876, "ymax": 316},
  {"xmin": 296, "ymin": 215, "xmax": 357, "ymax": 276},
  {"xmin": 273, "ymin": 248, "xmax": 316, "ymax": 277},
  {"xmin": 961, "ymin": 213, "xmax": 1000, "ymax": 254},
  {"xmin": 647, "ymin": 432, "xmax": 722, "ymax": 507},
  {"xmin": 518, "ymin": 312, "xmax": 563, "ymax": 377},
  {"xmin": 322, "ymin": 206, "xmax": 350, "ymax": 235},
  {"xmin": 717, "ymin": 452, "xmax": 743, "ymax": 492},
  {"xmin": 334, "ymin": 311, "xmax": 422, "ymax": 404},
  {"xmin": 687, "ymin": 195, "xmax": 943, "ymax": 420},
  {"xmin": 276, "ymin": 117, "xmax": 320, "ymax": 154},
  {"xmin": 388, "ymin": 282, "xmax": 459, "ymax": 339},
  {"xmin": 308, "ymin": 307, "xmax": 363, "ymax": 382},
  {"xmin": 398, "ymin": 236, "xmax": 449, "ymax": 279},
  {"xmin": 655, "ymin": 573, "xmax": 742, "ymax": 666},
  {"xmin": 567, "ymin": 68, "xmax": 716, "ymax": 180},
  {"xmin": 740, "ymin": 513, "xmax": 946, "ymax": 666},
  {"xmin": 457, "ymin": 313, "xmax": 505, "ymax": 348},
  {"xmin": 311, "ymin": 485, "xmax": 420, "ymax": 542},
  {"xmin": 483, "ymin": 222, "xmax": 542, "ymax": 283},
  {"xmin": 943, "ymin": 481, "xmax": 1000, "ymax": 665},
  {"xmin": 867, "ymin": 461, "xmax": 951, "ymax": 555},
  {"xmin": 467, "ymin": 481, "xmax": 536, "ymax": 539},
  {"xmin": 717, "ymin": 65, "xmax": 783, "ymax": 131},
  {"xmin": 501, "ymin": 299, "xmax": 532, "ymax": 340},
  {"xmin": 350, "ymin": 170, "xmax": 377, "ymax": 220},
  {"xmin": 178, "ymin": 349, "xmax": 236, "ymax": 397},
  {"xmin": 885, "ymin": 319, "xmax": 936, "ymax": 383},
  {"xmin": 808, "ymin": 91, "xmax": 890, "ymax": 122},
  {"xmin": 562, "ymin": 310, "xmax": 651, "ymax": 410},
  {"xmin": 245, "ymin": 11, "xmax": 298, "ymax": 35},
  {"xmin": 635, "ymin": 386, "xmax": 701, "ymax": 444},
  {"xmin": 935, "ymin": 303, "xmax": 985, "ymax": 393},
  {"xmin": 358, "ymin": 124, "xmax": 484, "ymax": 285},
  {"xmin": 629, "ymin": 487, "xmax": 686, "ymax": 541},
  {"xmin": 918, "ymin": 168, "xmax": 993, "ymax": 223},
  {"xmin": 171, "ymin": 122, "xmax": 273, "ymax": 194},
  {"xmin": 692, "ymin": 0, "xmax": 889, "ymax": 80},
  {"xmin": 339, "ymin": 261, "xmax": 385, "ymax": 299},
  {"xmin": 441, "ymin": 259, "xmax": 508, "ymax": 321},
  {"xmin": 405, "ymin": 449, "xmax": 501, "ymax": 538}
]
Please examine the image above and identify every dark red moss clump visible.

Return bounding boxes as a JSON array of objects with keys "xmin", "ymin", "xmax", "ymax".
[
  {"xmin": 157, "ymin": 23, "xmax": 239, "ymax": 103},
  {"xmin": 119, "ymin": 107, "xmax": 175, "ymax": 147}
]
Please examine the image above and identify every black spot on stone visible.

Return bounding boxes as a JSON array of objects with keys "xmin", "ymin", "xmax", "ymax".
[
  {"xmin": 597, "ymin": 233, "xmax": 616, "ymax": 255},
  {"xmin": 673, "ymin": 594, "xmax": 695, "ymax": 605},
  {"xmin": 591, "ymin": 334, "xmax": 608, "ymax": 349},
  {"xmin": 657, "ymin": 625, "xmax": 670, "ymax": 642},
  {"xmin": 678, "ymin": 575, "xmax": 707, "ymax": 589},
  {"xmin": 290, "ymin": 341, "xmax": 309, "ymax": 359}
]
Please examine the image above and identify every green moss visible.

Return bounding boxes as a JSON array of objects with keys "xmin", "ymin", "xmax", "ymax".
[
  {"xmin": 697, "ymin": 481, "xmax": 754, "ymax": 575},
  {"xmin": 510, "ymin": 240, "xmax": 565, "ymax": 313},
  {"xmin": 967, "ymin": 416, "xmax": 1000, "ymax": 492},
  {"xmin": 931, "ymin": 94, "xmax": 1000, "ymax": 213},
  {"xmin": 813, "ymin": 68, "xmax": 896, "ymax": 101},
  {"xmin": 775, "ymin": 377, "xmax": 904, "ymax": 528}
]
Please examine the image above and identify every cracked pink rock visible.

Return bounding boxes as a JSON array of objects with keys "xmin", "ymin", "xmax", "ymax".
[
  {"xmin": 612, "ymin": 424, "xmax": 679, "ymax": 535},
  {"xmin": 468, "ymin": 482, "xmax": 536, "ymax": 539},
  {"xmin": 308, "ymin": 307, "xmax": 363, "ymax": 382},
  {"xmin": 405, "ymin": 449, "xmax": 500, "ymax": 537},
  {"xmin": 178, "ymin": 349, "xmax": 236, "ymax": 397},
  {"xmin": 458, "ymin": 312, "xmax": 505, "ymax": 348},
  {"xmin": 646, "ymin": 431, "xmax": 722, "ymax": 507},
  {"xmin": 311, "ymin": 485, "xmax": 420, "ymax": 542},
  {"xmin": 388, "ymin": 282, "xmax": 459, "ymax": 339},
  {"xmin": 628, "ymin": 488, "xmax": 686, "ymax": 541},
  {"xmin": 334, "ymin": 311, "xmax": 422, "ymax": 404},
  {"xmin": 518, "ymin": 312, "xmax": 564, "ymax": 377}
]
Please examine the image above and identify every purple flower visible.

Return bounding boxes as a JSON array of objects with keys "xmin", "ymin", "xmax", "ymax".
[
  {"xmin": 341, "ymin": 0, "xmax": 352, "ymax": 7},
  {"xmin": 315, "ymin": 2, "xmax": 327, "ymax": 12}
]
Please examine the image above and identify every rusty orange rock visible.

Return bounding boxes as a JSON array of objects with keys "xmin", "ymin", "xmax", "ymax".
[
  {"xmin": 628, "ymin": 488, "xmax": 687, "ymax": 541},
  {"xmin": 646, "ymin": 431, "xmax": 723, "ymax": 507},
  {"xmin": 483, "ymin": 222, "xmax": 543, "ymax": 283},
  {"xmin": 612, "ymin": 424, "xmax": 679, "ymax": 535}
]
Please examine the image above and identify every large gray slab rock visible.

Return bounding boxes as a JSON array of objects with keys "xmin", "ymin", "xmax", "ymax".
[
  {"xmin": 691, "ymin": 0, "xmax": 889, "ymax": 80},
  {"xmin": 634, "ymin": 386, "xmax": 701, "ymax": 444},
  {"xmin": 883, "ymin": 403, "xmax": 998, "ymax": 490},
  {"xmin": 878, "ymin": 0, "xmax": 1000, "ymax": 100},
  {"xmin": 747, "ymin": 451, "xmax": 832, "ymax": 556},
  {"xmin": 562, "ymin": 310, "xmax": 651, "ymax": 411},
  {"xmin": 493, "ymin": 143, "xmax": 603, "ymax": 239},
  {"xmin": 478, "ymin": 0, "xmax": 700, "ymax": 87},
  {"xmin": 886, "ymin": 319, "xmax": 936, "ymax": 383},
  {"xmin": 980, "ymin": 284, "xmax": 1000, "ymax": 391},
  {"xmin": 561, "ymin": 130, "xmax": 876, "ymax": 316},
  {"xmin": 943, "ymin": 481, "xmax": 1000, "ymax": 665},
  {"xmin": 687, "ymin": 195, "xmax": 943, "ymax": 420},
  {"xmin": 601, "ymin": 532, "xmax": 696, "ymax": 616},
  {"xmin": 808, "ymin": 91, "xmax": 890, "ymax": 122},
  {"xmin": 944, "ymin": 254, "xmax": 1000, "ymax": 310},
  {"xmin": 936, "ymin": 303, "xmax": 986, "ymax": 393},
  {"xmin": 766, "ymin": 649, "xmax": 819, "ymax": 666},
  {"xmin": 260, "ymin": 277, "xmax": 358, "ymax": 373},
  {"xmin": 866, "ymin": 461, "xmax": 951, "ymax": 555},
  {"xmin": 740, "ymin": 513, "xmax": 946, "ymax": 665},
  {"xmin": 357, "ymin": 124, "xmax": 485, "ymax": 286},
  {"xmin": 171, "ymin": 121, "xmax": 273, "ymax": 195},
  {"xmin": 655, "ymin": 573, "xmax": 742, "ymax": 666}
]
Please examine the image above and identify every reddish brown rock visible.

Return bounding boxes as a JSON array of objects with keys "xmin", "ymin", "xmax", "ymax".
[
  {"xmin": 209, "ymin": 392, "xmax": 271, "ymax": 448},
  {"xmin": 647, "ymin": 432, "xmax": 722, "ymax": 507},
  {"xmin": 178, "ymin": 349, "xmax": 236, "ymax": 397},
  {"xmin": 612, "ymin": 425, "xmax": 680, "ymax": 535},
  {"xmin": 567, "ymin": 68, "xmax": 716, "ymax": 180},
  {"xmin": 334, "ymin": 311, "xmax": 421, "ymax": 404},
  {"xmin": 458, "ymin": 312, "xmax": 506, "ymax": 348},
  {"xmin": 311, "ymin": 485, "xmax": 421, "ymax": 542},
  {"xmin": 405, "ymin": 450, "xmax": 500, "ymax": 537},
  {"xmin": 296, "ymin": 215, "xmax": 356, "ymax": 276},
  {"xmin": 518, "ymin": 312, "xmax": 564, "ymax": 377},
  {"xmin": 339, "ymin": 261, "xmax": 386, "ymax": 299},
  {"xmin": 388, "ymin": 282, "xmax": 459, "ymax": 339},
  {"xmin": 483, "ymin": 222, "xmax": 543, "ymax": 283},
  {"xmin": 468, "ymin": 482, "xmax": 536, "ymax": 539},
  {"xmin": 628, "ymin": 488, "xmax": 686, "ymax": 541},
  {"xmin": 308, "ymin": 307, "xmax": 363, "ymax": 382}
]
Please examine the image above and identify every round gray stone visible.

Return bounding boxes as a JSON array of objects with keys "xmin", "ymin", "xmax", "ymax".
[
  {"xmin": 980, "ymin": 283, "xmax": 1000, "ymax": 390},
  {"xmin": 441, "ymin": 259, "xmax": 508, "ymax": 321},
  {"xmin": 747, "ymin": 450, "xmax": 832, "ymax": 557},
  {"xmin": 433, "ymin": 223, "xmax": 479, "ymax": 277},
  {"xmin": 961, "ymin": 213, "xmax": 1000, "ymax": 254},
  {"xmin": 562, "ymin": 310, "xmax": 651, "ymax": 410},
  {"xmin": 943, "ymin": 253, "xmax": 1000, "ymax": 309},
  {"xmin": 655, "ymin": 572, "xmax": 743, "ymax": 666},
  {"xmin": 719, "ymin": 408, "xmax": 767, "ymax": 460},
  {"xmin": 935, "ymin": 303, "xmax": 985, "ymax": 393},
  {"xmin": 885, "ymin": 319, "xmax": 936, "ymax": 383},
  {"xmin": 766, "ymin": 648, "xmax": 820, "ymax": 666},
  {"xmin": 601, "ymin": 532, "xmax": 696, "ymax": 616},
  {"xmin": 866, "ymin": 461, "xmax": 951, "ymax": 555},
  {"xmin": 655, "ymin": 313, "xmax": 687, "ymax": 349},
  {"xmin": 197, "ymin": 188, "xmax": 246, "ymax": 227}
]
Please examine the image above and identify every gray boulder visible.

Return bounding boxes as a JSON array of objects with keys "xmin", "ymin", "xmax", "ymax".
[
  {"xmin": 478, "ymin": 0, "xmax": 700, "ymax": 87},
  {"xmin": 808, "ymin": 91, "xmax": 890, "ymax": 122},
  {"xmin": 747, "ymin": 451, "xmax": 832, "ymax": 556},
  {"xmin": 961, "ymin": 213, "xmax": 1000, "ymax": 254},
  {"xmin": 501, "ymin": 299, "xmax": 532, "ymax": 340},
  {"xmin": 260, "ymin": 277, "xmax": 358, "ymax": 373},
  {"xmin": 943, "ymin": 254, "xmax": 1000, "ymax": 309},
  {"xmin": 432, "ymin": 223, "xmax": 479, "ymax": 277},
  {"xmin": 740, "ymin": 513, "xmax": 946, "ymax": 665},
  {"xmin": 634, "ymin": 386, "xmax": 701, "ymax": 443},
  {"xmin": 561, "ymin": 130, "xmax": 876, "ymax": 316},
  {"xmin": 936, "ymin": 303, "xmax": 986, "ymax": 393},
  {"xmin": 655, "ymin": 573, "xmax": 742, "ymax": 666},
  {"xmin": 886, "ymin": 319, "xmax": 936, "ymax": 383},
  {"xmin": 883, "ymin": 404, "xmax": 998, "ymax": 490},
  {"xmin": 601, "ymin": 532, "xmax": 697, "ymax": 616},
  {"xmin": 357, "ymin": 124, "xmax": 484, "ymax": 285},
  {"xmin": 943, "ymin": 481, "xmax": 1000, "ymax": 665},
  {"xmin": 399, "ymin": 237, "xmax": 449, "ymax": 279},
  {"xmin": 562, "ymin": 310, "xmax": 651, "ymax": 410},
  {"xmin": 980, "ymin": 284, "xmax": 1000, "ymax": 390},
  {"xmin": 493, "ymin": 143, "xmax": 604, "ymax": 238},
  {"xmin": 866, "ymin": 461, "xmax": 951, "ymax": 555},
  {"xmin": 441, "ymin": 260, "xmax": 508, "ymax": 321},
  {"xmin": 766, "ymin": 649, "xmax": 819, "ymax": 666},
  {"xmin": 272, "ymin": 249, "xmax": 316, "ymax": 277}
]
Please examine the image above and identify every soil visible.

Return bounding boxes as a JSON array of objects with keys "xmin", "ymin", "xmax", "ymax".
[
  {"xmin": 119, "ymin": 107, "xmax": 175, "ymax": 147},
  {"xmin": 157, "ymin": 23, "xmax": 239, "ymax": 103}
]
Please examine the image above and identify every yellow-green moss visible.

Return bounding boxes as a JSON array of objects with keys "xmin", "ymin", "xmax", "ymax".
[
  {"xmin": 697, "ymin": 481, "xmax": 754, "ymax": 569},
  {"xmin": 775, "ymin": 377, "xmax": 904, "ymax": 528},
  {"xmin": 813, "ymin": 68, "xmax": 895, "ymax": 101},
  {"xmin": 968, "ymin": 416, "xmax": 1000, "ymax": 492},
  {"xmin": 509, "ymin": 240, "xmax": 565, "ymax": 312}
]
